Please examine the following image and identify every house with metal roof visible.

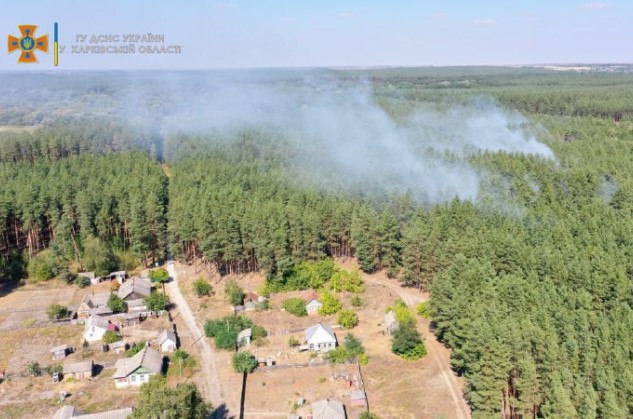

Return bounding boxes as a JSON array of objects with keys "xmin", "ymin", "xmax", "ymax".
[
  {"xmin": 113, "ymin": 346, "xmax": 163, "ymax": 388},
  {"xmin": 304, "ymin": 323, "xmax": 337, "ymax": 352},
  {"xmin": 311, "ymin": 399, "xmax": 346, "ymax": 419}
]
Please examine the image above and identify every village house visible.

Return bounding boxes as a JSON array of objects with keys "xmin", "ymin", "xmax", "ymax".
[
  {"xmin": 384, "ymin": 310, "xmax": 399, "ymax": 335},
  {"xmin": 62, "ymin": 360, "xmax": 93, "ymax": 380},
  {"xmin": 83, "ymin": 315, "xmax": 116, "ymax": 342},
  {"xmin": 303, "ymin": 323, "xmax": 337, "ymax": 352},
  {"xmin": 237, "ymin": 328, "xmax": 252, "ymax": 347},
  {"xmin": 117, "ymin": 277, "xmax": 152, "ymax": 314},
  {"xmin": 77, "ymin": 292, "xmax": 111, "ymax": 320},
  {"xmin": 50, "ymin": 344, "xmax": 71, "ymax": 361},
  {"xmin": 311, "ymin": 399, "xmax": 346, "ymax": 419},
  {"xmin": 52, "ymin": 405, "xmax": 133, "ymax": 419},
  {"xmin": 303, "ymin": 289, "xmax": 323, "ymax": 315},
  {"xmin": 112, "ymin": 346, "xmax": 163, "ymax": 388},
  {"xmin": 156, "ymin": 329, "xmax": 177, "ymax": 352}
]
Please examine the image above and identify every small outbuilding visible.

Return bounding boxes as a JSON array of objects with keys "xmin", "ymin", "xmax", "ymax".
[
  {"xmin": 303, "ymin": 289, "xmax": 323, "ymax": 315},
  {"xmin": 52, "ymin": 405, "xmax": 133, "ymax": 419},
  {"xmin": 156, "ymin": 329, "xmax": 177, "ymax": 352},
  {"xmin": 237, "ymin": 328, "xmax": 252, "ymax": 347},
  {"xmin": 384, "ymin": 310, "xmax": 399, "ymax": 336},
  {"xmin": 63, "ymin": 360, "xmax": 94, "ymax": 380},
  {"xmin": 50, "ymin": 344, "xmax": 71, "ymax": 361}
]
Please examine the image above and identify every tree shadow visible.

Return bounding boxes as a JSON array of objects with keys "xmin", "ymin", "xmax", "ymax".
[{"xmin": 210, "ymin": 403, "xmax": 233, "ymax": 419}]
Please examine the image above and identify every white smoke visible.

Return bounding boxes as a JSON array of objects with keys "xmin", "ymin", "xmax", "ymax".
[{"xmin": 157, "ymin": 76, "xmax": 554, "ymax": 203}]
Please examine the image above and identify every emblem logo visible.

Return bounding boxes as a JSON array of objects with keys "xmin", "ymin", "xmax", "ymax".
[{"xmin": 8, "ymin": 25, "xmax": 48, "ymax": 63}]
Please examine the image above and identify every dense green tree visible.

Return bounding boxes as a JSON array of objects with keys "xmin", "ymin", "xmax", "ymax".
[
  {"xmin": 224, "ymin": 279, "xmax": 245, "ymax": 307},
  {"xmin": 107, "ymin": 293, "xmax": 127, "ymax": 313},
  {"xmin": 130, "ymin": 375, "xmax": 209, "ymax": 419},
  {"xmin": 46, "ymin": 304, "xmax": 69, "ymax": 320},
  {"xmin": 282, "ymin": 298, "xmax": 307, "ymax": 317},
  {"xmin": 192, "ymin": 277, "xmax": 213, "ymax": 297},
  {"xmin": 145, "ymin": 291, "xmax": 169, "ymax": 312}
]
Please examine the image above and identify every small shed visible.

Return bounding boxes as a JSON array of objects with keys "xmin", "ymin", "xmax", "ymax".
[
  {"xmin": 349, "ymin": 389, "xmax": 366, "ymax": 407},
  {"xmin": 78, "ymin": 271, "xmax": 101, "ymax": 285},
  {"xmin": 123, "ymin": 312, "xmax": 141, "ymax": 327},
  {"xmin": 63, "ymin": 360, "xmax": 94, "ymax": 379},
  {"xmin": 108, "ymin": 271, "xmax": 128, "ymax": 285},
  {"xmin": 303, "ymin": 289, "xmax": 322, "ymax": 315},
  {"xmin": 50, "ymin": 344, "xmax": 70, "ymax": 361},
  {"xmin": 110, "ymin": 340, "xmax": 129, "ymax": 354},
  {"xmin": 156, "ymin": 329, "xmax": 177, "ymax": 352},
  {"xmin": 237, "ymin": 328, "xmax": 252, "ymax": 346},
  {"xmin": 384, "ymin": 310, "xmax": 399, "ymax": 335}
]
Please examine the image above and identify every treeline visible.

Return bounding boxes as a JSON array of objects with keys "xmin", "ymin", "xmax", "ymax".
[
  {"xmin": 0, "ymin": 152, "xmax": 167, "ymax": 280},
  {"xmin": 0, "ymin": 119, "xmax": 161, "ymax": 164}
]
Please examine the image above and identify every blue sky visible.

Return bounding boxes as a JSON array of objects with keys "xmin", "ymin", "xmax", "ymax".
[{"xmin": 1, "ymin": 1, "xmax": 630, "ymax": 69}]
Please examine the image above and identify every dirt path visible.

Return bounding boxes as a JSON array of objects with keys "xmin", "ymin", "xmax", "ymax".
[
  {"xmin": 362, "ymin": 272, "xmax": 471, "ymax": 419},
  {"xmin": 165, "ymin": 261, "xmax": 223, "ymax": 409}
]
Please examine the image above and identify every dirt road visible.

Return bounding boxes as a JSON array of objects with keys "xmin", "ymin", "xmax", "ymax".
[
  {"xmin": 165, "ymin": 261, "xmax": 223, "ymax": 408},
  {"xmin": 362, "ymin": 272, "xmax": 471, "ymax": 419}
]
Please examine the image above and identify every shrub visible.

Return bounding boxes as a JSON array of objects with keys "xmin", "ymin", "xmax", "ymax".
[
  {"xmin": 46, "ymin": 304, "xmax": 69, "ymax": 321},
  {"xmin": 337, "ymin": 310, "xmax": 359, "ymax": 329},
  {"xmin": 27, "ymin": 361, "xmax": 42, "ymax": 377},
  {"xmin": 324, "ymin": 347, "xmax": 351, "ymax": 364},
  {"xmin": 232, "ymin": 351, "xmax": 257, "ymax": 374},
  {"xmin": 27, "ymin": 251, "xmax": 56, "ymax": 282},
  {"xmin": 359, "ymin": 412, "xmax": 380, "ymax": 419},
  {"xmin": 127, "ymin": 341, "xmax": 146, "ymax": 357},
  {"xmin": 329, "ymin": 268, "xmax": 364, "ymax": 293},
  {"xmin": 173, "ymin": 349, "xmax": 190, "ymax": 361},
  {"xmin": 251, "ymin": 324, "xmax": 268, "ymax": 341},
  {"xmin": 318, "ymin": 291, "xmax": 341, "ymax": 315},
  {"xmin": 282, "ymin": 298, "xmax": 307, "ymax": 317},
  {"xmin": 60, "ymin": 270, "xmax": 77, "ymax": 284},
  {"xmin": 391, "ymin": 322, "xmax": 426, "ymax": 360},
  {"xmin": 417, "ymin": 302, "xmax": 431, "ymax": 318},
  {"xmin": 288, "ymin": 336, "xmax": 300, "ymax": 347},
  {"xmin": 224, "ymin": 279, "xmax": 244, "ymax": 306},
  {"xmin": 108, "ymin": 293, "xmax": 127, "ymax": 313},
  {"xmin": 204, "ymin": 316, "xmax": 253, "ymax": 350},
  {"xmin": 103, "ymin": 330, "xmax": 120, "ymax": 344},
  {"xmin": 149, "ymin": 268, "xmax": 170, "ymax": 284},
  {"xmin": 389, "ymin": 300, "xmax": 415, "ymax": 324},
  {"xmin": 325, "ymin": 334, "xmax": 367, "ymax": 364},
  {"xmin": 265, "ymin": 258, "xmax": 335, "ymax": 292},
  {"xmin": 255, "ymin": 299, "xmax": 270, "ymax": 311},
  {"xmin": 193, "ymin": 277, "xmax": 213, "ymax": 297},
  {"xmin": 145, "ymin": 291, "xmax": 170, "ymax": 311},
  {"xmin": 351, "ymin": 295, "xmax": 363, "ymax": 307},
  {"xmin": 75, "ymin": 276, "xmax": 90, "ymax": 288}
]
